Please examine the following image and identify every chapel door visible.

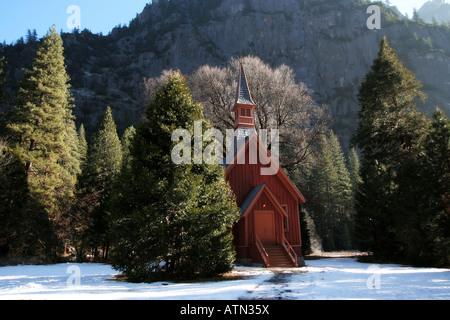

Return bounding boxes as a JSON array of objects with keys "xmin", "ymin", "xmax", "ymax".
[{"xmin": 255, "ymin": 211, "xmax": 276, "ymax": 245}]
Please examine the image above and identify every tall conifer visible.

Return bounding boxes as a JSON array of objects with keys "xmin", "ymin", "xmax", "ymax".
[
  {"xmin": 309, "ymin": 132, "xmax": 353, "ymax": 250},
  {"xmin": 409, "ymin": 108, "xmax": 450, "ymax": 266},
  {"xmin": 7, "ymin": 26, "xmax": 79, "ymax": 224},
  {"xmin": 0, "ymin": 51, "xmax": 7, "ymax": 106},
  {"xmin": 111, "ymin": 72, "xmax": 240, "ymax": 282},
  {"xmin": 354, "ymin": 37, "xmax": 428, "ymax": 260},
  {"xmin": 348, "ymin": 147, "xmax": 361, "ymax": 193},
  {"xmin": 120, "ymin": 125, "xmax": 136, "ymax": 169},
  {"xmin": 77, "ymin": 123, "xmax": 88, "ymax": 166},
  {"xmin": 79, "ymin": 106, "xmax": 122, "ymax": 259}
]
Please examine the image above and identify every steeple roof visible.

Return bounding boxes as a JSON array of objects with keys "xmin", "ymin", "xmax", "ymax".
[{"xmin": 233, "ymin": 62, "xmax": 255, "ymax": 110}]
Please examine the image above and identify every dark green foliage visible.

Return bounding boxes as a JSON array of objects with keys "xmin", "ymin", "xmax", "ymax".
[
  {"xmin": 76, "ymin": 107, "xmax": 122, "ymax": 260},
  {"xmin": 402, "ymin": 108, "xmax": 450, "ymax": 267},
  {"xmin": 354, "ymin": 37, "xmax": 428, "ymax": 260},
  {"xmin": 356, "ymin": 38, "xmax": 427, "ymax": 159},
  {"xmin": 0, "ymin": 52, "xmax": 7, "ymax": 106},
  {"xmin": 348, "ymin": 147, "xmax": 361, "ymax": 193},
  {"xmin": 307, "ymin": 131, "xmax": 354, "ymax": 251},
  {"xmin": 111, "ymin": 72, "xmax": 240, "ymax": 282},
  {"xmin": 7, "ymin": 27, "xmax": 80, "ymax": 219},
  {"xmin": 0, "ymin": 145, "xmax": 56, "ymax": 259},
  {"xmin": 77, "ymin": 123, "xmax": 88, "ymax": 166},
  {"xmin": 0, "ymin": 146, "xmax": 30, "ymax": 256},
  {"xmin": 4, "ymin": 27, "xmax": 79, "ymax": 259},
  {"xmin": 424, "ymin": 109, "xmax": 450, "ymax": 266},
  {"xmin": 0, "ymin": 53, "xmax": 7, "ymax": 138},
  {"xmin": 299, "ymin": 207, "xmax": 312, "ymax": 256},
  {"xmin": 120, "ymin": 125, "xmax": 136, "ymax": 167},
  {"xmin": 354, "ymin": 37, "xmax": 449, "ymax": 266},
  {"xmin": 82, "ymin": 107, "xmax": 123, "ymax": 193}
]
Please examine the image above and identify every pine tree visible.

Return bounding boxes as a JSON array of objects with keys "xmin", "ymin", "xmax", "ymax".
[
  {"xmin": 425, "ymin": 108, "xmax": 450, "ymax": 267},
  {"xmin": 299, "ymin": 207, "xmax": 312, "ymax": 256},
  {"xmin": 77, "ymin": 123, "xmax": 88, "ymax": 166},
  {"xmin": 62, "ymin": 116, "xmax": 81, "ymax": 181},
  {"xmin": 0, "ymin": 51, "xmax": 7, "ymax": 106},
  {"xmin": 0, "ymin": 146, "xmax": 28, "ymax": 256},
  {"xmin": 120, "ymin": 125, "xmax": 136, "ymax": 168},
  {"xmin": 26, "ymin": 29, "xmax": 38, "ymax": 44},
  {"xmin": 111, "ymin": 72, "xmax": 240, "ymax": 282},
  {"xmin": 412, "ymin": 8, "xmax": 425, "ymax": 24},
  {"xmin": 0, "ymin": 143, "xmax": 53, "ymax": 258},
  {"xmin": 7, "ymin": 27, "xmax": 79, "ymax": 214},
  {"xmin": 309, "ymin": 132, "xmax": 353, "ymax": 251},
  {"xmin": 6, "ymin": 27, "xmax": 80, "ymax": 257},
  {"xmin": 354, "ymin": 37, "xmax": 428, "ymax": 260},
  {"xmin": 79, "ymin": 106, "xmax": 122, "ymax": 260},
  {"xmin": 408, "ymin": 108, "xmax": 450, "ymax": 266},
  {"xmin": 84, "ymin": 107, "xmax": 122, "ymax": 190},
  {"xmin": 348, "ymin": 147, "xmax": 361, "ymax": 193}
]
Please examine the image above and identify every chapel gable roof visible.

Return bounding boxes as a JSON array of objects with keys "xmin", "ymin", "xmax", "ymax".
[
  {"xmin": 239, "ymin": 183, "xmax": 288, "ymax": 218},
  {"xmin": 225, "ymin": 133, "xmax": 306, "ymax": 204}
]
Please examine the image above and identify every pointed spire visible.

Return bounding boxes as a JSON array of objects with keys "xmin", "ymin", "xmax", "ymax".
[
  {"xmin": 232, "ymin": 62, "xmax": 256, "ymax": 130},
  {"xmin": 233, "ymin": 62, "xmax": 255, "ymax": 111}
]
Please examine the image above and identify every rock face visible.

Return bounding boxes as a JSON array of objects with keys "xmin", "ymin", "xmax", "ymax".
[
  {"xmin": 419, "ymin": 0, "xmax": 450, "ymax": 24},
  {"xmin": 3, "ymin": 0, "xmax": 450, "ymax": 145}
]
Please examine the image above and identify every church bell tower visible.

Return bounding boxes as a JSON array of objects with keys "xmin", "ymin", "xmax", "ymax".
[{"xmin": 232, "ymin": 62, "xmax": 256, "ymax": 130}]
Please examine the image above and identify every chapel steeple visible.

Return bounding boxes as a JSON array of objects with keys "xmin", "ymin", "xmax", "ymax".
[{"xmin": 232, "ymin": 62, "xmax": 255, "ymax": 130}]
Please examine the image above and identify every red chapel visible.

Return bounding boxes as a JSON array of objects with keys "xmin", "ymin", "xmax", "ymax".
[{"xmin": 225, "ymin": 63, "xmax": 306, "ymax": 267}]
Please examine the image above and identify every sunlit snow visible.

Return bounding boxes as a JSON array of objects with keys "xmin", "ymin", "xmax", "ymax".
[{"xmin": 0, "ymin": 258, "xmax": 448, "ymax": 300}]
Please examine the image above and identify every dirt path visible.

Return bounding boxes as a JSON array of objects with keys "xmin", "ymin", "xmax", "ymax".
[
  {"xmin": 240, "ymin": 269, "xmax": 306, "ymax": 300},
  {"xmin": 236, "ymin": 252, "xmax": 369, "ymax": 300}
]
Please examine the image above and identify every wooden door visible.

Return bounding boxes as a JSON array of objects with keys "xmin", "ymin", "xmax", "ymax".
[{"xmin": 255, "ymin": 211, "xmax": 276, "ymax": 245}]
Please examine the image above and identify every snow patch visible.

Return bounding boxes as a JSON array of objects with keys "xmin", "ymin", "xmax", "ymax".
[{"xmin": 0, "ymin": 258, "xmax": 448, "ymax": 300}]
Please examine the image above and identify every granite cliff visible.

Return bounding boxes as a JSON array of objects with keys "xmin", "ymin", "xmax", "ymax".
[
  {"xmin": 418, "ymin": 0, "xmax": 450, "ymax": 24},
  {"xmin": 2, "ymin": 0, "xmax": 450, "ymax": 146}
]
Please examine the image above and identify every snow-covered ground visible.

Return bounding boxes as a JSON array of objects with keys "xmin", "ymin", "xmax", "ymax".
[{"xmin": 0, "ymin": 257, "xmax": 448, "ymax": 300}]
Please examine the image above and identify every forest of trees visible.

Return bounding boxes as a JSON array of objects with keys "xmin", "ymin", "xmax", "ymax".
[
  {"xmin": 0, "ymin": 27, "xmax": 448, "ymax": 280},
  {"xmin": 0, "ymin": 28, "xmax": 240, "ymax": 281}
]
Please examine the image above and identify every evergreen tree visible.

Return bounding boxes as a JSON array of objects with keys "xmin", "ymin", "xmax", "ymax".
[
  {"xmin": 424, "ymin": 108, "xmax": 450, "ymax": 266},
  {"xmin": 5, "ymin": 27, "xmax": 79, "ymax": 257},
  {"xmin": 0, "ymin": 144, "xmax": 52, "ymax": 258},
  {"xmin": 405, "ymin": 108, "xmax": 450, "ymax": 266},
  {"xmin": 299, "ymin": 207, "xmax": 312, "ymax": 256},
  {"xmin": 77, "ymin": 123, "xmax": 88, "ymax": 166},
  {"xmin": 308, "ymin": 131, "xmax": 353, "ymax": 251},
  {"xmin": 412, "ymin": 8, "xmax": 425, "ymax": 24},
  {"xmin": 79, "ymin": 106, "xmax": 122, "ymax": 260},
  {"xmin": 64, "ymin": 125, "xmax": 89, "ymax": 262},
  {"xmin": 62, "ymin": 116, "xmax": 81, "ymax": 180},
  {"xmin": 0, "ymin": 51, "xmax": 7, "ymax": 106},
  {"xmin": 111, "ymin": 72, "xmax": 240, "ymax": 282},
  {"xmin": 0, "ymin": 146, "xmax": 28, "ymax": 256},
  {"xmin": 26, "ymin": 29, "xmax": 38, "ymax": 44},
  {"xmin": 7, "ymin": 26, "xmax": 79, "ymax": 216},
  {"xmin": 354, "ymin": 37, "xmax": 428, "ymax": 260},
  {"xmin": 348, "ymin": 147, "xmax": 361, "ymax": 193},
  {"xmin": 120, "ymin": 125, "xmax": 136, "ymax": 168}
]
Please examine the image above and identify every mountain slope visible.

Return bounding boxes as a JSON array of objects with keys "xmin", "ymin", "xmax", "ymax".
[
  {"xmin": 419, "ymin": 0, "xmax": 450, "ymax": 24},
  {"xmin": 3, "ymin": 0, "xmax": 450, "ymax": 145}
]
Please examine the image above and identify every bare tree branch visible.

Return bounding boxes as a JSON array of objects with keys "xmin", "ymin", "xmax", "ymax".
[{"xmin": 189, "ymin": 55, "xmax": 331, "ymax": 171}]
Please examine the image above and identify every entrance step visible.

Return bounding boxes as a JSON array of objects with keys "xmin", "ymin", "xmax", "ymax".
[{"xmin": 265, "ymin": 245, "xmax": 296, "ymax": 267}]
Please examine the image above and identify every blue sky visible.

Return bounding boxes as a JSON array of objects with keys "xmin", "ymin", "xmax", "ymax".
[
  {"xmin": 0, "ymin": 0, "xmax": 151, "ymax": 44},
  {"xmin": 0, "ymin": 0, "xmax": 445, "ymax": 44}
]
